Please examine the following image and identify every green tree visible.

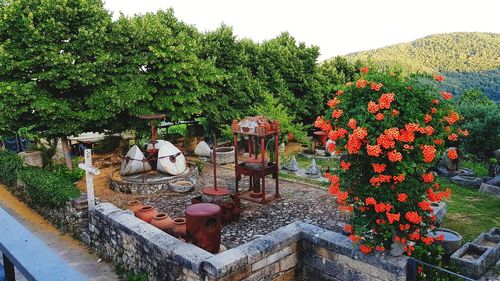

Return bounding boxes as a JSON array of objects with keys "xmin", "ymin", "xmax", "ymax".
[
  {"xmin": 456, "ymin": 89, "xmax": 495, "ymax": 107},
  {"xmin": 0, "ymin": 0, "xmax": 112, "ymax": 168}
]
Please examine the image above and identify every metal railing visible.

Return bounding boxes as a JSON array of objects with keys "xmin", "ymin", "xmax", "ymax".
[{"xmin": 406, "ymin": 257, "xmax": 476, "ymax": 281}]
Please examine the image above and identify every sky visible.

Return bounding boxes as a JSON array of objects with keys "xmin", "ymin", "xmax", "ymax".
[{"xmin": 103, "ymin": 0, "xmax": 500, "ymax": 61}]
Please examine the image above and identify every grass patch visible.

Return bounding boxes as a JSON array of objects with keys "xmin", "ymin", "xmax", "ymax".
[
  {"xmin": 292, "ymin": 154, "xmax": 338, "ymax": 172},
  {"xmin": 460, "ymin": 160, "xmax": 489, "ymax": 177},
  {"xmin": 279, "ymin": 171, "xmax": 329, "ymax": 189},
  {"xmin": 440, "ymin": 177, "xmax": 500, "ymax": 241}
]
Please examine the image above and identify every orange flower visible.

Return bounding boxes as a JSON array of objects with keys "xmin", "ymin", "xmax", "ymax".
[
  {"xmin": 424, "ymin": 114, "xmax": 432, "ymax": 124},
  {"xmin": 327, "ymin": 141, "xmax": 336, "ymax": 153},
  {"xmin": 377, "ymin": 134, "xmax": 395, "ymax": 149},
  {"xmin": 365, "ymin": 197, "xmax": 377, "ymax": 205},
  {"xmin": 360, "ymin": 244, "xmax": 373, "ymax": 254},
  {"xmin": 348, "ymin": 118, "xmax": 357, "ymax": 129},
  {"xmin": 421, "ymin": 145, "xmax": 436, "ymax": 163},
  {"xmin": 352, "ymin": 127, "xmax": 368, "ymax": 140},
  {"xmin": 356, "ymin": 79, "xmax": 368, "ymax": 88},
  {"xmin": 375, "ymin": 245, "xmax": 385, "ymax": 251},
  {"xmin": 447, "ymin": 148, "xmax": 458, "ymax": 160},
  {"xmin": 332, "ymin": 109, "xmax": 343, "ymax": 119},
  {"xmin": 421, "ymin": 172, "xmax": 435, "ymax": 183},
  {"xmin": 344, "ymin": 224, "xmax": 353, "ymax": 234},
  {"xmin": 366, "ymin": 144, "xmax": 382, "ymax": 157},
  {"xmin": 434, "ymin": 139, "xmax": 443, "ymax": 145},
  {"xmin": 421, "ymin": 236, "xmax": 434, "ymax": 245},
  {"xmin": 314, "ymin": 116, "xmax": 331, "ymax": 131},
  {"xmin": 349, "ymin": 234, "xmax": 362, "ymax": 243},
  {"xmin": 393, "ymin": 174, "xmax": 406, "ymax": 183},
  {"xmin": 386, "ymin": 212, "xmax": 401, "ymax": 224},
  {"xmin": 440, "ymin": 91, "xmax": 453, "ymax": 100},
  {"xmin": 346, "ymin": 135, "xmax": 362, "ymax": 154},
  {"xmin": 327, "ymin": 97, "xmax": 341, "ymax": 108},
  {"xmin": 405, "ymin": 211, "xmax": 422, "ymax": 224},
  {"xmin": 336, "ymin": 89, "xmax": 344, "ymax": 95},
  {"xmin": 418, "ymin": 201, "xmax": 432, "ymax": 211},
  {"xmin": 370, "ymin": 82, "xmax": 383, "ymax": 91},
  {"xmin": 391, "ymin": 109, "xmax": 400, "ymax": 116},
  {"xmin": 397, "ymin": 193, "xmax": 408, "ymax": 202},
  {"xmin": 372, "ymin": 163, "xmax": 386, "ymax": 173},
  {"xmin": 398, "ymin": 129, "xmax": 415, "ymax": 143},
  {"xmin": 378, "ymin": 93, "xmax": 395, "ymax": 109},
  {"xmin": 375, "ymin": 113, "xmax": 385, "ymax": 121},
  {"xmin": 434, "ymin": 75, "xmax": 444, "ymax": 82},
  {"xmin": 340, "ymin": 160, "xmax": 351, "ymax": 171},
  {"xmin": 360, "ymin": 66, "xmax": 369, "ymax": 74},
  {"xmin": 329, "ymin": 128, "xmax": 348, "ymax": 141},
  {"xmin": 444, "ymin": 111, "xmax": 460, "ymax": 125},
  {"xmin": 388, "ymin": 150, "xmax": 402, "ymax": 162},
  {"xmin": 345, "ymin": 82, "xmax": 353, "ymax": 87},
  {"xmin": 368, "ymin": 101, "xmax": 379, "ymax": 113},
  {"xmin": 448, "ymin": 133, "xmax": 458, "ymax": 141}
]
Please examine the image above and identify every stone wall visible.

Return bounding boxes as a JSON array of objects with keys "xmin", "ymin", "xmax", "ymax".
[{"xmin": 88, "ymin": 202, "xmax": 408, "ymax": 281}]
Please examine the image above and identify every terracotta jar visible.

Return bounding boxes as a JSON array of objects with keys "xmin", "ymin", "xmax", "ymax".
[
  {"xmin": 126, "ymin": 200, "xmax": 144, "ymax": 214},
  {"xmin": 168, "ymin": 217, "xmax": 187, "ymax": 239},
  {"xmin": 135, "ymin": 205, "xmax": 158, "ymax": 223},
  {"xmin": 150, "ymin": 212, "xmax": 173, "ymax": 232}
]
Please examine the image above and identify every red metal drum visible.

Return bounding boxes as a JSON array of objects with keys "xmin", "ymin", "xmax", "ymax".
[{"xmin": 185, "ymin": 203, "xmax": 222, "ymax": 253}]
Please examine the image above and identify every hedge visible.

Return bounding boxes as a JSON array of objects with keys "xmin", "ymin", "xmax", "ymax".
[{"xmin": 0, "ymin": 150, "xmax": 23, "ymax": 186}]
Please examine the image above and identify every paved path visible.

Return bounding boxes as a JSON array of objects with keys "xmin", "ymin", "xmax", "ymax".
[{"xmin": 0, "ymin": 185, "xmax": 119, "ymax": 281}]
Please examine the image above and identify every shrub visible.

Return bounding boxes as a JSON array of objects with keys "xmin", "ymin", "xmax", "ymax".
[
  {"xmin": 17, "ymin": 166, "xmax": 80, "ymax": 208},
  {"xmin": 0, "ymin": 150, "xmax": 23, "ymax": 186},
  {"xmin": 316, "ymin": 68, "xmax": 465, "ymax": 255},
  {"xmin": 93, "ymin": 136, "xmax": 123, "ymax": 154},
  {"xmin": 49, "ymin": 157, "xmax": 85, "ymax": 183}
]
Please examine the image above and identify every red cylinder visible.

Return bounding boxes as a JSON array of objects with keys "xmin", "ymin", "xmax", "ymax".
[{"xmin": 185, "ymin": 203, "xmax": 222, "ymax": 253}]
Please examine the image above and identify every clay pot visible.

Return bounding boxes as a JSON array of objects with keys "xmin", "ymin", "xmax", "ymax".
[
  {"xmin": 126, "ymin": 200, "xmax": 144, "ymax": 214},
  {"xmin": 168, "ymin": 217, "xmax": 187, "ymax": 239},
  {"xmin": 135, "ymin": 205, "xmax": 158, "ymax": 223},
  {"xmin": 150, "ymin": 212, "xmax": 174, "ymax": 232},
  {"xmin": 313, "ymin": 131, "xmax": 328, "ymax": 146}
]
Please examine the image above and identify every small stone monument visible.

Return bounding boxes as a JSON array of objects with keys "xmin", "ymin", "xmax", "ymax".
[
  {"xmin": 121, "ymin": 145, "xmax": 152, "ymax": 176},
  {"xmin": 284, "ymin": 156, "xmax": 298, "ymax": 172},
  {"xmin": 307, "ymin": 159, "xmax": 319, "ymax": 175},
  {"xmin": 194, "ymin": 141, "xmax": 211, "ymax": 157},
  {"xmin": 157, "ymin": 141, "xmax": 186, "ymax": 175}
]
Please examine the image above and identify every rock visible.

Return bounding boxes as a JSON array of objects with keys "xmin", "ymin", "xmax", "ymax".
[
  {"xmin": 157, "ymin": 141, "xmax": 186, "ymax": 175},
  {"xmin": 146, "ymin": 140, "xmax": 167, "ymax": 151},
  {"xmin": 486, "ymin": 175, "xmax": 500, "ymax": 186},
  {"xmin": 431, "ymin": 201, "xmax": 447, "ymax": 225},
  {"xmin": 479, "ymin": 183, "xmax": 500, "ymax": 197},
  {"xmin": 284, "ymin": 156, "xmax": 298, "ymax": 172},
  {"xmin": 439, "ymin": 147, "xmax": 459, "ymax": 171},
  {"xmin": 306, "ymin": 159, "xmax": 319, "ymax": 175},
  {"xmin": 194, "ymin": 141, "xmax": 211, "ymax": 157},
  {"xmin": 120, "ymin": 145, "xmax": 152, "ymax": 176},
  {"xmin": 451, "ymin": 175, "xmax": 483, "ymax": 188},
  {"xmin": 493, "ymin": 149, "xmax": 500, "ymax": 161},
  {"xmin": 390, "ymin": 240, "xmax": 405, "ymax": 256},
  {"xmin": 18, "ymin": 151, "xmax": 43, "ymax": 167}
]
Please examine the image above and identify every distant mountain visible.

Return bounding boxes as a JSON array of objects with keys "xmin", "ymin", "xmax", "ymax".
[{"xmin": 338, "ymin": 32, "xmax": 500, "ymax": 101}]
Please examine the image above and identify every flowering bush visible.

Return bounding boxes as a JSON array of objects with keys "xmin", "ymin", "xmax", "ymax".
[{"xmin": 315, "ymin": 68, "xmax": 467, "ymax": 255}]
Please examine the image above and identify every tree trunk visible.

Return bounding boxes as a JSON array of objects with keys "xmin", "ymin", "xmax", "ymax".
[{"xmin": 61, "ymin": 136, "xmax": 73, "ymax": 170}]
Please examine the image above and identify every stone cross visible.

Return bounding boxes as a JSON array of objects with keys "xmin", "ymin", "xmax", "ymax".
[{"xmin": 78, "ymin": 149, "xmax": 100, "ymax": 211}]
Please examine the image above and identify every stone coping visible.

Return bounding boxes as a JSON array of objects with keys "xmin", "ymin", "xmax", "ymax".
[{"xmin": 93, "ymin": 203, "xmax": 408, "ymax": 278}]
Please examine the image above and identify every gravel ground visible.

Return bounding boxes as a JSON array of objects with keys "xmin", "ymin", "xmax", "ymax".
[{"xmin": 143, "ymin": 162, "xmax": 347, "ymax": 249}]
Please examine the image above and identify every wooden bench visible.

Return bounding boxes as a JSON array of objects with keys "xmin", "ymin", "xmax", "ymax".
[{"xmin": 0, "ymin": 208, "xmax": 86, "ymax": 281}]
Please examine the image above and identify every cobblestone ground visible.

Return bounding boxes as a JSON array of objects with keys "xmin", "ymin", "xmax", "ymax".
[{"xmin": 143, "ymin": 163, "xmax": 347, "ymax": 248}]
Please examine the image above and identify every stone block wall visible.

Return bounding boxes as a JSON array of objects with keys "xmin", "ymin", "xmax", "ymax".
[{"xmin": 88, "ymin": 203, "xmax": 408, "ymax": 281}]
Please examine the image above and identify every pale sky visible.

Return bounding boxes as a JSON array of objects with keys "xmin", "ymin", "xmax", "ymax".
[{"xmin": 103, "ymin": 0, "xmax": 500, "ymax": 61}]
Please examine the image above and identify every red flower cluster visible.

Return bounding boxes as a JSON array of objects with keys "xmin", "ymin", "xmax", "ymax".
[
  {"xmin": 421, "ymin": 145, "xmax": 436, "ymax": 163},
  {"xmin": 405, "ymin": 212, "xmax": 423, "ymax": 224},
  {"xmin": 388, "ymin": 150, "xmax": 403, "ymax": 162},
  {"xmin": 421, "ymin": 172, "xmax": 435, "ymax": 183},
  {"xmin": 440, "ymin": 91, "xmax": 453, "ymax": 100},
  {"xmin": 447, "ymin": 148, "xmax": 458, "ymax": 160},
  {"xmin": 372, "ymin": 163, "xmax": 386, "ymax": 173},
  {"xmin": 397, "ymin": 193, "xmax": 408, "ymax": 202}
]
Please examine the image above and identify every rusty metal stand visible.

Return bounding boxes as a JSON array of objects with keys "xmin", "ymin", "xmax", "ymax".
[{"xmin": 233, "ymin": 119, "xmax": 281, "ymax": 204}]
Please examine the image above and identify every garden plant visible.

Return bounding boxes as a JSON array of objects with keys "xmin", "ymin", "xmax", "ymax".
[{"xmin": 315, "ymin": 68, "xmax": 468, "ymax": 256}]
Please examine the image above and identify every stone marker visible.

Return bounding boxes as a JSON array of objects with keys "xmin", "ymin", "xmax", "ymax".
[
  {"xmin": 157, "ymin": 141, "xmax": 186, "ymax": 175},
  {"xmin": 479, "ymin": 183, "xmax": 500, "ymax": 197},
  {"xmin": 307, "ymin": 159, "xmax": 319, "ymax": 175},
  {"xmin": 451, "ymin": 175, "xmax": 483, "ymax": 188},
  {"xmin": 18, "ymin": 151, "xmax": 43, "ymax": 167},
  {"xmin": 121, "ymin": 145, "xmax": 152, "ymax": 176},
  {"xmin": 284, "ymin": 156, "xmax": 298, "ymax": 172},
  {"xmin": 194, "ymin": 141, "xmax": 211, "ymax": 157}
]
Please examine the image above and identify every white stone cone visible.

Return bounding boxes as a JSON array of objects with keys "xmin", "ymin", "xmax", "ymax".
[
  {"xmin": 194, "ymin": 141, "xmax": 211, "ymax": 157},
  {"xmin": 120, "ymin": 145, "xmax": 152, "ymax": 176},
  {"xmin": 157, "ymin": 141, "xmax": 186, "ymax": 175}
]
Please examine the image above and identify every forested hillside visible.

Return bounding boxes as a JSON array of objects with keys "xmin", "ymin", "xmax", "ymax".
[{"xmin": 340, "ymin": 32, "xmax": 500, "ymax": 101}]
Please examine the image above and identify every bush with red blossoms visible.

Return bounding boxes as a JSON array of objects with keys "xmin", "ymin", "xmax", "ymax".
[{"xmin": 315, "ymin": 68, "xmax": 467, "ymax": 255}]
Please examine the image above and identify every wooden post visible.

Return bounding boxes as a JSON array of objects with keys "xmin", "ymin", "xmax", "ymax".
[{"xmin": 78, "ymin": 149, "xmax": 100, "ymax": 211}]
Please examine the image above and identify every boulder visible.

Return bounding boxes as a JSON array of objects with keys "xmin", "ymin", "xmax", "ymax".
[
  {"xmin": 451, "ymin": 175, "xmax": 483, "ymax": 188},
  {"xmin": 18, "ymin": 151, "xmax": 43, "ymax": 168},
  {"xmin": 493, "ymin": 149, "xmax": 500, "ymax": 161},
  {"xmin": 120, "ymin": 145, "xmax": 152, "ymax": 176},
  {"xmin": 486, "ymin": 175, "xmax": 500, "ymax": 186},
  {"xmin": 157, "ymin": 141, "xmax": 186, "ymax": 175},
  {"xmin": 479, "ymin": 183, "xmax": 500, "ymax": 197},
  {"xmin": 194, "ymin": 141, "xmax": 211, "ymax": 157}
]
